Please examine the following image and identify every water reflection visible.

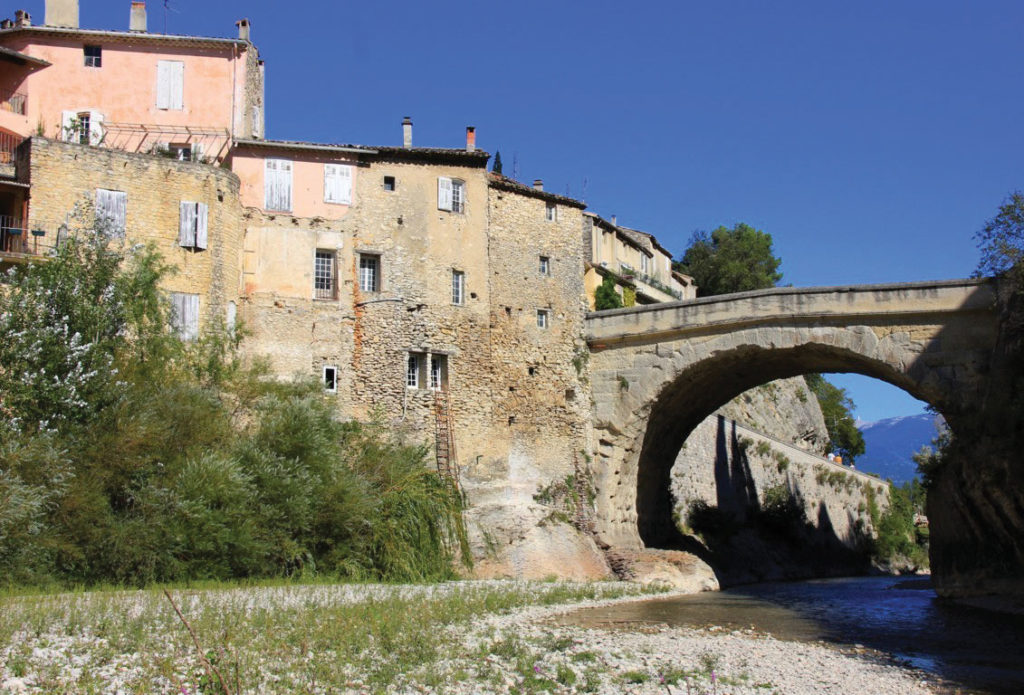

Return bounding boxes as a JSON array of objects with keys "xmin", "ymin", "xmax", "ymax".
[{"xmin": 558, "ymin": 577, "xmax": 1024, "ymax": 694}]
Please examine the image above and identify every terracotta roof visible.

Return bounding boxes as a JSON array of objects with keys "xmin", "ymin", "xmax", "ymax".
[
  {"xmin": 233, "ymin": 139, "xmax": 375, "ymax": 156},
  {"xmin": 234, "ymin": 138, "xmax": 490, "ymax": 166},
  {"xmin": 487, "ymin": 173, "xmax": 586, "ymax": 209},
  {"xmin": 0, "ymin": 44, "xmax": 50, "ymax": 67},
  {"xmin": 0, "ymin": 25, "xmax": 249, "ymax": 49}
]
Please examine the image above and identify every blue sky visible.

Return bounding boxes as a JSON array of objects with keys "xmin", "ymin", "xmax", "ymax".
[{"xmin": 18, "ymin": 1, "xmax": 1022, "ymax": 421}]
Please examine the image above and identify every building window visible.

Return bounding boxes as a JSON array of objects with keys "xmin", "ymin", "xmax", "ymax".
[
  {"xmin": 314, "ymin": 250, "xmax": 337, "ymax": 300},
  {"xmin": 451, "ymin": 270, "xmax": 465, "ymax": 305},
  {"xmin": 323, "ymin": 365, "xmax": 338, "ymax": 393},
  {"xmin": 264, "ymin": 158, "xmax": 293, "ymax": 212},
  {"xmin": 545, "ymin": 202, "xmax": 556, "ymax": 222},
  {"xmin": 178, "ymin": 201, "xmax": 208, "ymax": 250},
  {"xmin": 170, "ymin": 292, "xmax": 200, "ymax": 341},
  {"xmin": 359, "ymin": 254, "xmax": 380, "ymax": 293},
  {"xmin": 537, "ymin": 309, "xmax": 549, "ymax": 329},
  {"xmin": 383, "ymin": 176, "xmax": 396, "ymax": 191},
  {"xmin": 430, "ymin": 354, "xmax": 447, "ymax": 390},
  {"xmin": 156, "ymin": 60, "xmax": 184, "ymax": 110},
  {"xmin": 539, "ymin": 256, "xmax": 550, "ymax": 275},
  {"xmin": 95, "ymin": 188, "xmax": 126, "ymax": 238},
  {"xmin": 324, "ymin": 163, "xmax": 352, "ymax": 204},
  {"xmin": 62, "ymin": 110, "xmax": 103, "ymax": 146},
  {"xmin": 641, "ymin": 254, "xmax": 649, "ymax": 274},
  {"xmin": 437, "ymin": 177, "xmax": 465, "ymax": 213},
  {"xmin": 407, "ymin": 353, "xmax": 420, "ymax": 388},
  {"xmin": 83, "ymin": 45, "xmax": 102, "ymax": 68}
]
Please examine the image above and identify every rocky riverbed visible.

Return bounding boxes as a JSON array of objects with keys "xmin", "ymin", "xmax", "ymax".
[{"xmin": 0, "ymin": 580, "xmax": 939, "ymax": 694}]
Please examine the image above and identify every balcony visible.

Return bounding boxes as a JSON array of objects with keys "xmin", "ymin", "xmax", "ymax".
[
  {"xmin": 0, "ymin": 216, "xmax": 51, "ymax": 261},
  {"xmin": 0, "ymin": 131, "xmax": 25, "ymax": 168}
]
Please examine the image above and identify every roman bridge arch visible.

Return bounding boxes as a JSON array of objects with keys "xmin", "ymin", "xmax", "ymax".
[{"xmin": 585, "ymin": 279, "xmax": 999, "ymax": 550}]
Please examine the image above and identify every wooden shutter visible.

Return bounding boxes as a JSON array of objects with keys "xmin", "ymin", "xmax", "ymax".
[
  {"xmin": 157, "ymin": 61, "xmax": 183, "ymax": 110},
  {"xmin": 265, "ymin": 159, "xmax": 292, "ymax": 211},
  {"xmin": 226, "ymin": 301, "xmax": 237, "ymax": 334},
  {"xmin": 179, "ymin": 201, "xmax": 196, "ymax": 246},
  {"xmin": 61, "ymin": 111, "xmax": 75, "ymax": 142},
  {"xmin": 437, "ymin": 177, "xmax": 453, "ymax": 211},
  {"xmin": 156, "ymin": 61, "xmax": 170, "ymax": 108},
  {"xmin": 88, "ymin": 111, "xmax": 104, "ymax": 146},
  {"xmin": 324, "ymin": 164, "xmax": 352, "ymax": 204},
  {"xmin": 171, "ymin": 292, "xmax": 200, "ymax": 341},
  {"xmin": 195, "ymin": 203, "xmax": 208, "ymax": 250},
  {"xmin": 96, "ymin": 189, "xmax": 126, "ymax": 238}
]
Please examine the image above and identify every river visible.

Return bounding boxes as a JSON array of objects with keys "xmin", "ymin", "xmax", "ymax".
[{"xmin": 558, "ymin": 576, "xmax": 1024, "ymax": 694}]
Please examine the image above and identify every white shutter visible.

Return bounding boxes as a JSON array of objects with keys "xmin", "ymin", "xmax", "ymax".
[
  {"xmin": 170, "ymin": 61, "xmax": 184, "ymax": 110},
  {"xmin": 437, "ymin": 177, "xmax": 453, "ymax": 211},
  {"xmin": 324, "ymin": 164, "xmax": 352, "ymax": 204},
  {"xmin": 179, "ymin": 201, "xmax": 196, "ymax": 246},
  {"xmin": 156, "ymin": 61, "xmax": 170, "ymax": 109},
  {"xmin": 226, "ymin": 301, "xmax": 237, "ymax": 334},
  {"xmin": 265, "ymin": 158, "xmax": 292, "ymax": 211},
  {"xmin": 191, "ymin": 143, "xmax": 204, "ymax": 162},
  {"xmin": 96, "ymin": 189, "xmax": 126, "ymax": 238},
  {"xmin": 171, "ymin": 292, "xmax": 200, "ymax": 341},
  {"xmin": 195, "ymin": 202, "xmax": 208, "ymax": 250},
  {"xmin": 157, "ymin": 61, "xmax": 184, "ymax": 110},
  {"xmin": 61, "ymin": 111, "xmax": 75, "ymax": 142},
  {"xmin": 88, "ymin": 111, "xmax": 104, "ymax": 146}
]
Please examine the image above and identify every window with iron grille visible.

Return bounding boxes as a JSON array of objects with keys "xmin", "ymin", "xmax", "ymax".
[
  {"xmin": 359, "ymin": 254, "xmax": 380, "ymax": 293},
  {"xmin": 314, "ymin": 250, "xmax": 336, "ymax": 300},
  {"xmin": 83, "ymin": 45, "xmax": 101, "ymax": 68},
  {"xmin": 451, "ymin": 270, "xmax": 465, "ymax": 305}
]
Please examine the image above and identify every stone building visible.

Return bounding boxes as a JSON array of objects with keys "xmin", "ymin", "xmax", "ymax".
[
  {"xmin": 584, "ymin": 211, "xmax": 696, "ymax": 309},
  {"xmin": 0, "ymin": 1, "xmax": 699, "ymax": 578}
]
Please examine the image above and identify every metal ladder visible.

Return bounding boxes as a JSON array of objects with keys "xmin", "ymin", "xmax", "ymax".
[{"xmin": 433, "ymin": 390, "xmax": 461, "ymax": 489}]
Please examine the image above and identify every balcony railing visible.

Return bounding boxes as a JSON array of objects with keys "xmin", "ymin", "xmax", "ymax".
[
  {"xmin": 0, "ymin": 132, "xmax": 25, "ymax": 165},
  {"xmin": 0, "ymin": 90, "xmax": 27, "ymax": 116}
]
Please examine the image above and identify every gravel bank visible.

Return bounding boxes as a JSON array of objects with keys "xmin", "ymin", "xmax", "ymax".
[{"xmin": 0, "ymin": 580, "xmax": 939, "ymax": 694}]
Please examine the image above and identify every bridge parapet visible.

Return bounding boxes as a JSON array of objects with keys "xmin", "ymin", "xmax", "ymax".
[{"xmin": 586, "ymin": 278, "xmax": 996, "ymax": 347}]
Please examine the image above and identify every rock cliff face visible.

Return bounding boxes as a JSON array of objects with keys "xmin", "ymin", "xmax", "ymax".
[{"xmin": 665, "ymin": 376, "xmax": 887, "ymax": 586}]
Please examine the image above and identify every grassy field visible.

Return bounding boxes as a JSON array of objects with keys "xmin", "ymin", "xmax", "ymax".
[{"xmin": 0, "ymin": 580, "xmax": 666, "ymax": 694}]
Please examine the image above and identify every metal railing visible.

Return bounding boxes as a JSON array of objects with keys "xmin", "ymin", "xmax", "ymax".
[
  {"xmin": 0, "ymin": 90, "xmax": 26, "ymax": 116},
  {"xmin": 0, "ymin": 132, "xmax": 25, "ymax": 165}
]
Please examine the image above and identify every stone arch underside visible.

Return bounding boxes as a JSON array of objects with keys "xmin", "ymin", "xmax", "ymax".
[{"xmin": 589, "ymin": 317, "xmax": 995, "ymax": 550}]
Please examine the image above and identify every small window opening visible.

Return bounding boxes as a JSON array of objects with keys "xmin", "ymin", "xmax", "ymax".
[
  {"xmin": 539, "ymin": 256, "xmax": 550, "ymax": 275},
  {"xmin": 504, "ymin": 306, "xmax": 512, "ymax": 317},
  {"xmin": 84, "ymin": 45, "xmax": 102, "ymax": 68},
  {"xmin": 451, "ymin": 270, "xmax": 465, "ymax": 305},
  {"xmin": 383, "ymin": 176, "xmax": 396, "ymax": 191},
  {"xmin": 508, "ymin": 416, "xmax": 516, "ymax": 426},
  {"xmin": 323, "ymin": 365, "xmax": 338, "ymax": 393},
  {"xmin": 407, "ymin": 353, "xmax": 420, "ymax": 388},
  {"xmin": 565, "ymin": 388, "xmax": 576, "ymax": 401},
  {"xmin": 528, "ymin": 366, "xmax": 536, "ymax": 376},
  {"xmin": 545, "ymin": 202, "xmax": 556, "ymax": 222},
  {"xmin": 536, "ymin": 309, "xmax": 549, "ymax": 329}
]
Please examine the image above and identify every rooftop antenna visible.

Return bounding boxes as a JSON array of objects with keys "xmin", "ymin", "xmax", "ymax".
[
  {"xmin": 581, "ymin": 177, "xmax": 589, "ymax": 201},
  {"xmin": 512, "ymin": 152, "xmax": 520, "ymax": 181},
  {"xmin": 163, "ymin": 0, "xmax": 180, "ymax": 34}
]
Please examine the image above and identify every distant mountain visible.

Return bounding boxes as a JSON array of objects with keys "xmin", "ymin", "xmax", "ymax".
[{"xmin": 856, "ymin": 413, "xmax": 945, "ymax": 485}]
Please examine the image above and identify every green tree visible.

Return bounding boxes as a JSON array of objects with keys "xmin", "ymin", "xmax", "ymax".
[
  {"xmin": 593, "ymin": 275, "xmax": 623, "ymax": 310},
  {"xmin": 975, "ymin": 191, "xmax": 1024, "ymax": 282},
  {"xmin": 492, "ymin": 150, "xmax": 503, "ymax": 175},
  {"xmin": 674, "ymin": 223, "xmax": 782, "ymax": 297},
  {"xmin": 805, "ymin": 373, "xmax": 866, "ymax": 462}
]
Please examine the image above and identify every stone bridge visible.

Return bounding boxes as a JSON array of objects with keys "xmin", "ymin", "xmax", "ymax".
[{"xmin": 584, "ymin": 279, "xmax": 999, "ymax": 550}]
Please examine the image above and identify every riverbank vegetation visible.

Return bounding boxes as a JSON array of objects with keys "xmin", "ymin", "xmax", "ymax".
[{"xmin": 0, "ymin": 235, "xmax": 466, "ymax": 589}]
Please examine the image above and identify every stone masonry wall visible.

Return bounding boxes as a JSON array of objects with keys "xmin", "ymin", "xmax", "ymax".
[{"xmin": 25, "ymin": 137, "xmax": 244, "ymax": 328}]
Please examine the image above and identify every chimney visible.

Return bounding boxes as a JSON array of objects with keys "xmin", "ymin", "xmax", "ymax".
[
  {"xmin": 236, "ymin": 18, "xmax": 251, "ymax": 41},
  {"xmin": 45, "ymin": 0, "xmax": 78, "ymax": 28},
  {"xmin": 533, "ymin": 179, "xmax": 544, "ymax": 191},
  {"xmin": 14, "ymin": 10, "xmax": 31, "ymax": 27},
  {"xmin": 465, "ymin": 126, "xmax": 476, "ymax": 152},
  {"xmin": 402, "ymin": 116, "xmax": 413, "ymax": 149},
  {"xmin": 129, "ymin": 2, "xmax": 147, "ymax": 32},
  {"xmin": 0, "ymin": 19, "xmax": 12, "ymax": 29}
]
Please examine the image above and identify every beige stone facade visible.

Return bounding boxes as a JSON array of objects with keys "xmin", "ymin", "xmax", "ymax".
[{"xmin": 23, "ymin": 136, "xmax": 243, "ymax": 330}]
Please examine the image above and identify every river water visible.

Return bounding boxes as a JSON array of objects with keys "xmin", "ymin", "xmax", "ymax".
[{"xmin": 559, "ymin": 576, "xmax": 1024, "ymax": 694}]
